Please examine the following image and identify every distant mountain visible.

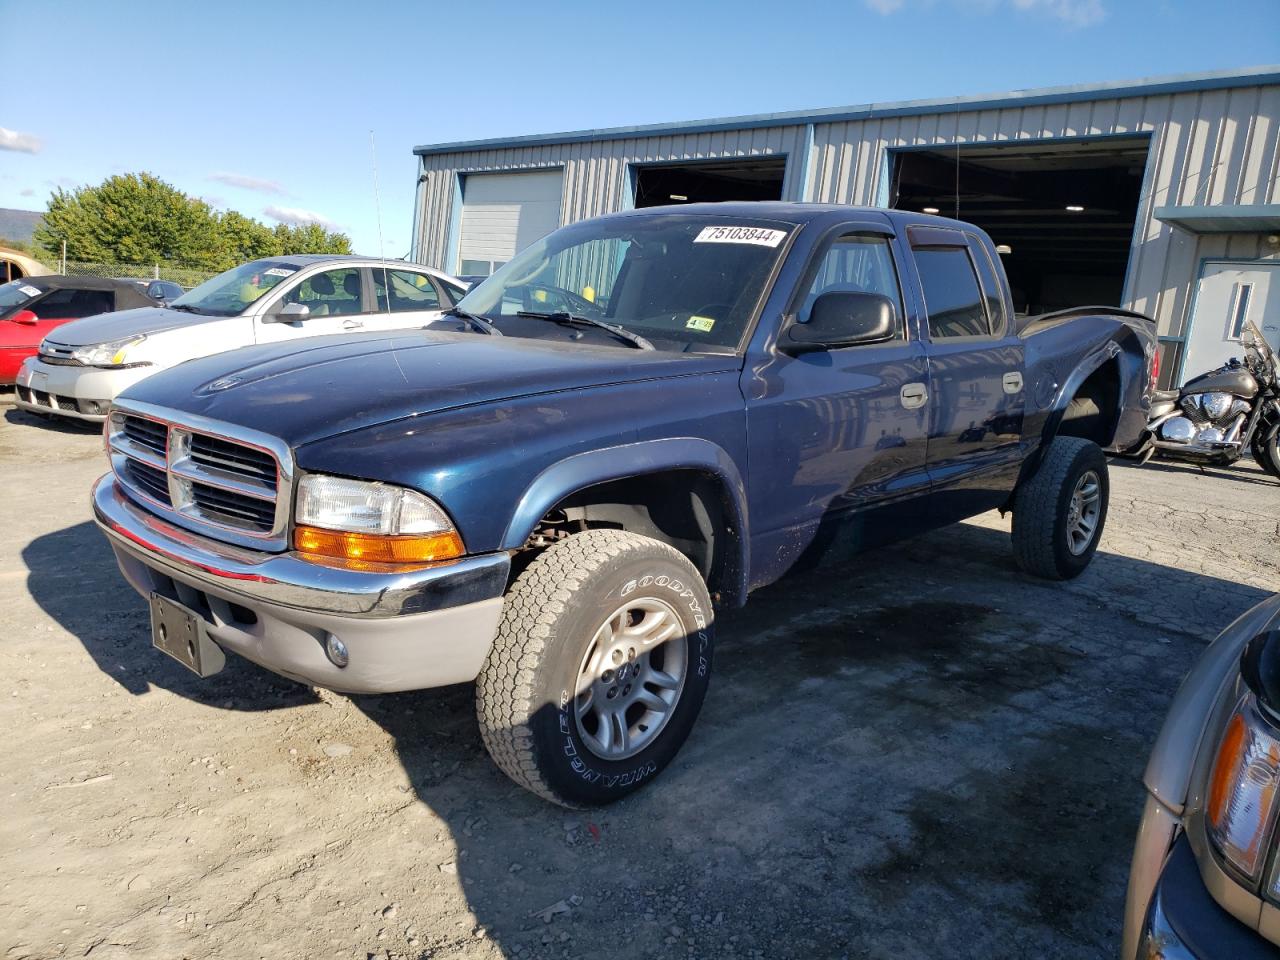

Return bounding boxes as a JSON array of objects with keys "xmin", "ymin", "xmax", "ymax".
[{"xmin": 0, "ymin": 208, "xmax": 43, "ymax": 245}]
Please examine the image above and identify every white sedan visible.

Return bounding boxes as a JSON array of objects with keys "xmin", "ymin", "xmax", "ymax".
[{"xmin": 15, "ymin": 255, "xmax": 468, "ymax": 422}]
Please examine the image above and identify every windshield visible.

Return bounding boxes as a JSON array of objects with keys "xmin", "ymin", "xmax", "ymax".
[
  {"xmin": 168, "ymin": 260, "xmax": 301, "ymax": 316},
  {"xmin": 0, "ymin": 280, "xmax": 39, "ymax": 313},
  {"xmin": 456, "ymin": 215, "xmax": 794, "ymax": 352},
  {"xmin": 1243, "ymin": 317, "xmax": 1278, "ymax": 371}
]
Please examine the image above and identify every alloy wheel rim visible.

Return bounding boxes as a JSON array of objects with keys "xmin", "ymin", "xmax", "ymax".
[
  {"xmin": 1066, "ymin": 470, "xmax": 1102, "ymax": 555},
  {"xmin": 573, "ymin": 597, "xmax": 688, "ymax": 761}
]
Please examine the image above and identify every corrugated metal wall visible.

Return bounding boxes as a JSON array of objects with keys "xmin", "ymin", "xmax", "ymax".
[{"xmin": 414, "ymin": 82, "xmax": 1280, "ymax": 341}]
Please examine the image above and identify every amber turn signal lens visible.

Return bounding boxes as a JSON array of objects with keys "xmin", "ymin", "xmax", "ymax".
[{"xmin": 293, "ymin": 525, "xmax": 464, "ymax": 566}]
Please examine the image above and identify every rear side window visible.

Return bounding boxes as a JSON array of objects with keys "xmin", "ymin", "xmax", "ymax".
[
  {"xmin": 913, "ymin": 248, "xmax": 989, "ymax": 338},
  {"xmin": 968, "ymin": 238, "xmax": 1008, "ymax": 336},
  {"xmin": 373, "ymin": 269, "xmax": 442, "ymax": 313},
  {"xmin": 31, "ymin": 288, "xmax": 115, "ymax": 320},
  {"xmin": 799, "ymin": 234, "xmax": 903, "ymax": 337}
]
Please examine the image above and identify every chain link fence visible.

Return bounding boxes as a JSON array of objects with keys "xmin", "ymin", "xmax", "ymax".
[{"xmin": 53, "ymin": 259, "xmax": 218, "ymax": 290}]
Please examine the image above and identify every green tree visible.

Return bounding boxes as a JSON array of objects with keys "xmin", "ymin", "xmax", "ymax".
[
  {"xmin": 271, "ymin": 222, "xmax": 352, "ymax": 256},
  {"xmin": 34, "ymin": 173, "xmax": 352, "ymax": 270}
]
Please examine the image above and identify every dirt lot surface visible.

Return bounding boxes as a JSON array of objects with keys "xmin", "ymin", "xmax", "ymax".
[{"xmin": 2, "ymin": 401, "xmax": 1278, "ymax": 960}]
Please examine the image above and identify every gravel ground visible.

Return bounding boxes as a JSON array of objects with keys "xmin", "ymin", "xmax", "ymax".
[{"xmin": 1, "ymin": 400, "xmax": 1277, "ymax": 960}]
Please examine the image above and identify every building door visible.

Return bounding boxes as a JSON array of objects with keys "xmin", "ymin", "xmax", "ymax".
[
  {"xmin": 457, "ymin": 170, "xmax": 563, "ymax": 278},
  {"xmin": 1182, "ymin": 261, "xmax": 1280, "ymax": 384}
]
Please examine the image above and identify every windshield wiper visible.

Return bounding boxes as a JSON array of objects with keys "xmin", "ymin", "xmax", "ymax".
[
  {"xmin": 168, "ymin": 303, "xmax": 203, "ymax": 314},
  {"xmin": 443, "ymin": 306, "xmax": 503, "ymax": 336},
  {"xmin": 517, "ymin": 311, "xmax": 654, "ymax": 351}
]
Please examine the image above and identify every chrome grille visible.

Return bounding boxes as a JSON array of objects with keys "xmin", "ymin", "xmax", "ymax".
[
  {"xmin": 106, "ymin": 402, "xmax": 293, "ymax": 550},
  {"xmin": 38, "ymin": 340, "xmax": 82, "ymax": 366}
]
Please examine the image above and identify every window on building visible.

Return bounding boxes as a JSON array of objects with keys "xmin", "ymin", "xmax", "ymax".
[
  {"xmin": 1228, "ymin": 282, "xmax": 1253, "ymax": 340},
  {"xmin": 914, "ymin": 248, "xmax": 990, "ymax": 338}
]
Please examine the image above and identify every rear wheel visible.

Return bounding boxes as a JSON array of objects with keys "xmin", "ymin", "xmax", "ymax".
[
  {"xmin": 1011, "ymin": 436, "xmax": 1109, "ymax": 580},
  {"xmin": 475, "ymin": 529, "xmax": 714, "ymax": 807}
]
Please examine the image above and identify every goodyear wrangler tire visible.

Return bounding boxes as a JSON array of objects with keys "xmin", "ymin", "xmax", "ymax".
[
  {"xmin": 1011, "ymin": 436, "xmax": 1109, "ymax": 580},
  {"xmin": 475, "ymin": 530, "xmax": 714, "ymax": 807}
]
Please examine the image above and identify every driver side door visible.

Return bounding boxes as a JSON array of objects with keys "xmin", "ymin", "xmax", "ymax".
[
  {"xmin": 253, "ymin": 267, "xmax": 368, "ymax": 344},
  {"xmin": 744, "ymin": 226, "xmax": 932, "ymax": 584}
]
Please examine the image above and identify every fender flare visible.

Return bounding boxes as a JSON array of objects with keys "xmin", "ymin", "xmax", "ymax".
[
  {"xmin": 1017, "ymin": 340, "xmax": 1125, "ymax": 489},
  {"xmin": 501, "ymin": 437, "xmax": 751, "ymax": 606}
]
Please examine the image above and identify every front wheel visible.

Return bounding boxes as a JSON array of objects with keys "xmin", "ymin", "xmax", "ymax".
[
  {"xmin": 1011, "ymin": 436, "xmax": 1109, "ymax": 580},
  {"xmin": 476, "ymin": 530, "xmax": 714, "ymax": 807},
  {"xmin": 1251, "ymin": 418, "xmax": 1280, "ymax": 480}
]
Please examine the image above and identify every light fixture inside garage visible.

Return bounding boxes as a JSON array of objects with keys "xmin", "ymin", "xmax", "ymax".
[
  {"xmin": 1066, "ymin": 204, "xmax": 1085, "ymax": 212},
  {"xmin": 669, "ymin": 194, "xmax": 688, "ymax": 201},
  {"xmin": 996, "ymin": 244, "xmax": 1012, "ymax": 255},
  {"xmin": 923, "ymin": 206, "xmax": 940, "ymax": 214}
]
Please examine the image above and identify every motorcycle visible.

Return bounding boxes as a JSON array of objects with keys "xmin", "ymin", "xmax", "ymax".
[{"xmin": 1142, "ymin": 317, "xmax": 1280, "ymax": 479}]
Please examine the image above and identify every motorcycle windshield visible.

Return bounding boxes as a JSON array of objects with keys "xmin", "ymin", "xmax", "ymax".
[{"xmin": 1243, "ymin": 318, "xmax": 1278, "ymax": 379}]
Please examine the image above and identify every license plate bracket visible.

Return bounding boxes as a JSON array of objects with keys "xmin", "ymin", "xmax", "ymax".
[{"xmin": 150, "ymin": 594, "xmax": 225, "ymax": 677}]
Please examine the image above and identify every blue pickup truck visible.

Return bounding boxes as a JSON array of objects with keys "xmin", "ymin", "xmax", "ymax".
[{"xmin": 92, "ymin": 203, "xmax": 1156, "ymax": 807}]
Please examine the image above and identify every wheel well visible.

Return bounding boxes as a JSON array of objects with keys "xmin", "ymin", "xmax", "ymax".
[
  {"xmin": 1058, "ymin": 359, "xmax": 1121, "ymax": 448},
  {"xmin": 518, "ymin": 471, "xmax": 738, "ymax": 605}
]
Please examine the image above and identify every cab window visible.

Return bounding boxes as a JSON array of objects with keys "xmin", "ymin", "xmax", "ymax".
[
  {"xmin": 372, "ymin": 269, "xmax": 442, "ymax": 313},
  {"xmin": 913, "ymin": 247, "xmax": 990, "ymax": 338},
  {"xmin": 31, "ymin": 288, "xmax": 114, "ymax": 320},
  {"xmin": 799, "ymin": 234, "xmax": 903, "ymax": 337},
  {"xmin": 280, "ymin": 268, "xmax": 363, "ymax": 316}
]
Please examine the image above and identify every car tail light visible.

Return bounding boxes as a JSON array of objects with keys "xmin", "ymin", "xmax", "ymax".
[
  {"xmin": 1206, "ymin": 694, "xmax": 1280, "ymax": 881},
  {"xmin": 1149, "ymin": 346, "xmax": 1161, "ymax": 392}
]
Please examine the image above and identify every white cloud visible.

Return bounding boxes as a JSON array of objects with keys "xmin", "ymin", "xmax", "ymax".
[
  {"xmin": 0, "ymin": 127, "xmax": 42, "ymax": 153},
  {"xmin": 1011, "ymin": 0, "xmax": 1105, "ymax": 26},
  {"xmin": 209, "ymin": 172, "xmax": 287, "ymax": 195},
  {"xmin": 19, "ymin": 187, "xmax": 34, "ymax": 197},
  {"xmin": 264, "ymin": 205, "xmax": 341, "ymax": 232},
  {"xmin": 866, "ymin": 0, "xmax": 1104, "ymax": 24}
]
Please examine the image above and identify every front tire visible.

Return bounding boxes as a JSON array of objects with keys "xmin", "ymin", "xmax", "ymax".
[
  {"xmin": 476, "ymin": 530, "xmax": 714, "ymax": 807},
  {"xmin": 1011, "ymin": 436, "xmax": 1109, "ymax": 580},
  {"xmin": 1252, "ymin": 419, "xmax": 1280, "ymax": 480}
]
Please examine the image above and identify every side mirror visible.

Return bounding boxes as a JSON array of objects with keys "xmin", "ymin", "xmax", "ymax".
[
  {"xmin": 784, "ymin": 291, "xmax": 896, "ymax": 354},
  {"xmin": 266, "ymin": 302, "xmax": 310, "ymax": 324},
  {"xmin": 9, "ymin": 309, "xmax": 38, "ymax": 325}
]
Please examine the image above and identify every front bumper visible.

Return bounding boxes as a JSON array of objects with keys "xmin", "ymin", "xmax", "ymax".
[
  {"xmin": 92, "ymin": 474, "xmax": 509, "ymax": 693},
  {"xmin": 14, "ymin": 356, "xmax": 153, "ymax": 422},
  {"xmin": 1140, "ymin": 835, "xmax": 1277, "ymax": 959}
]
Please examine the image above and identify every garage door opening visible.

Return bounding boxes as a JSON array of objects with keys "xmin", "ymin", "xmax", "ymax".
[
  {"xmin": 891, "ymin": 137, "xmax": 1148, "ymax": 316},
  {"xmin": 633, "ymin": 158, "xmax": 786, "ymax": 208}
]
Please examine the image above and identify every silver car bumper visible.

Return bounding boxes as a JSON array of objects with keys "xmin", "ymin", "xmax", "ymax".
[{"xmin": 92, "ymin": 474, "xmax": 509, "ymax": 693}]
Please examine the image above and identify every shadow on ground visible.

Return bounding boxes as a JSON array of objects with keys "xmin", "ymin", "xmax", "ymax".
[{"xmin": 25, "ymin": 516, "xmax": 1272, "ymax": 959}]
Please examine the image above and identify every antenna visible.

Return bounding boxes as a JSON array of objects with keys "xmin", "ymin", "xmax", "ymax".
[
  {"xmin": 954, "ymin": 101, "xmax": 961, "ymax": 220},
  {"xmin": 369, "ymin": 130, "xmax": 391, "ymax": 314}
]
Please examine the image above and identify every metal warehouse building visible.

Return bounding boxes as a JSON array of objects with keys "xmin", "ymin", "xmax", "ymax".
[{"xmin": 410, "ymin": 66, "xmax": 1280, "ymax": 385}]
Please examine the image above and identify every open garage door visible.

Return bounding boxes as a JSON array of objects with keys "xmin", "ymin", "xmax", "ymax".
[
  {"xmin": 633, "ymin": 158, "xmax": 786, "ymax": 208},
  {"xmin": 458, "ymin": 170, "xmax": 564, "ymax": 277},
  {"xmin": 892, "ymin": 138, "xmax": 1148, "ymax": 317}
]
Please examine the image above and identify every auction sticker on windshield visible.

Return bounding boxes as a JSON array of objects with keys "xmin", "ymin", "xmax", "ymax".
[
  {"xmin": 693, "ymin": 225, "xmax": 787, "ymax": 247},
  {"xmin": 18, "ymin": 284, "xmax": 40, "ymax": 297},
  {"xmin": 263, "ymin": 268, "xmax": 295, "ymax": 278}
]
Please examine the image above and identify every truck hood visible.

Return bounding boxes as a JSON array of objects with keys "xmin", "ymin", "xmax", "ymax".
[
  {"xmin": 119, "ymin": 330, "xmax": 740, "ymax": 447},
  {"xmin": 44, "ymin": 306, "xmax": 221, "ymax": 346}
]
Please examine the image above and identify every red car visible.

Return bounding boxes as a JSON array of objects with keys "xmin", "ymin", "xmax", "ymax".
[{"xmin": 0, "ymin": 276, "xmax": 156, "ymax": 384}]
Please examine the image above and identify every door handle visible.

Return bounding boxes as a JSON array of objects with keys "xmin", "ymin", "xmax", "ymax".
[
  {"xmin": 1003, "ymin": 371, "xmax": 1024, "ymax": 394},
  {"xmin": 900, "ymin": 382, "xmax": 928, "ymax": 410},
  {"xmin": 343, "ymin": 319, "xmax": 365, "ymax": 330}
]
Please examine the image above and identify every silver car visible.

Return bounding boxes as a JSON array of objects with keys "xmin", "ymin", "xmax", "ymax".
[{"xmin": 1123, "ymin": 593, "xmax": 1280, "ymax": 957}]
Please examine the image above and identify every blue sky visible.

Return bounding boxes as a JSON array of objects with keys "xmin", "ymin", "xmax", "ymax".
[{"xmin": 2, "ymin": 0, "xmax": 1278, "ymax": 261}]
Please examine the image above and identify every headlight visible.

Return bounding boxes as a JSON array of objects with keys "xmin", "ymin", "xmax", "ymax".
[
  {"xmin": 293, "ymin": 474, "xmax": 463, "ymax": 566},
  {"xmin": 1205, "ymin": 693, "xmax": 1280, "ymax": 883},
  {"xmin": 72, "ymin": 335, "xmax": 147, "ymax": 367}
]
